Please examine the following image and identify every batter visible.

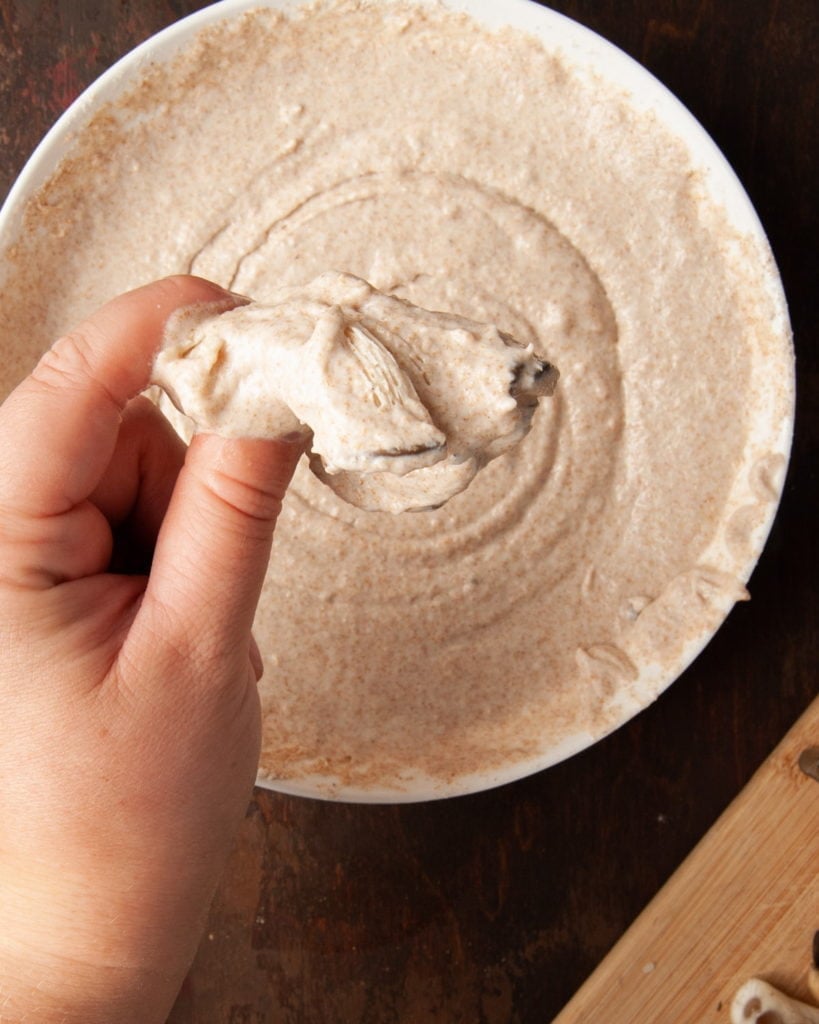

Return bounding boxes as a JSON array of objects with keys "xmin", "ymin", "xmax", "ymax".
[{"xmin": 0, "ymin": 1, "xmax": 792, "ymax": 797}]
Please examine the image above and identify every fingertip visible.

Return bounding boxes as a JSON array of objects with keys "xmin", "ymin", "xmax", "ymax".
[
  {"xmin": 146, "ymin": 273, "xmax": 241, "ymax": 308},
  {"xmin": 91, "ymin": 276, "xmax": 245, "ymax": 349}
]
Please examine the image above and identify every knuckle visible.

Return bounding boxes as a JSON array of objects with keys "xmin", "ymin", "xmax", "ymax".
[
  {"xmin": 32, "ymin": 337, "xmax": 89, "ymax": 393},
  {"xmin": 31, "ymin": 327, "xmax": 115, "ymax": 404},
  {"xmin": 203, "ymin": 465, "xmax": 284, "ymax": 530}
]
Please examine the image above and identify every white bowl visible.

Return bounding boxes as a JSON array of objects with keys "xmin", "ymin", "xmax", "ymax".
[{"xmin": 0, "ymin": 0, "xmax": 794, "ymax": 802}]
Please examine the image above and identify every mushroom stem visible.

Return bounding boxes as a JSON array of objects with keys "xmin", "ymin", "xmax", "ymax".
[
  {"xmin": 731, "ymin": 979, "xmax": 819, "ymax": 1024},
  {"xmin": 809, "ymin": 931, "xmax": 819, "ymax": 1004}
]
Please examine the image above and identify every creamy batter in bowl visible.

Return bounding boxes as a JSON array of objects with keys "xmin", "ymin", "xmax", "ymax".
[{"xmin": 0, "ymin": 0, "xmax": 794, "ymax": 801}]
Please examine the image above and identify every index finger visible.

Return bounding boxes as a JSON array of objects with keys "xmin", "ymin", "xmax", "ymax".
[{"xmin": 0, "ymin": 275, "xmax": 236, "ymax": 518}]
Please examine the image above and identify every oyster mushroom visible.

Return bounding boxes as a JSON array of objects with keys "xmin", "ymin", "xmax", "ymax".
[{"xmin": 153, "ymin": 271, "xmax": 558, "ymax": 513}]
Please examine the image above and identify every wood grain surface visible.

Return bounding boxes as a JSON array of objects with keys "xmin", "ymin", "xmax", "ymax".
[
  {"xmin": 1, "ymin": 2, "xmax": 816, "ymax": 1022},
  {"xmin": 554, "ymin": 696, "xmax": 819, "ymax": 1024}
]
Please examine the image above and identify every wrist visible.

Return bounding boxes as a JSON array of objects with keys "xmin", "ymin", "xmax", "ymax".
[
  {"xmin": 0, "ymin": 933, "xmax": 186, "ymax": 1024},
  {"xmin": 0, "ymin": 949, "xmax": 168, "ymax": 1024},
  {"xmin": 0, "ymin": 861, "xmax": 196, "ymax": 1024}
]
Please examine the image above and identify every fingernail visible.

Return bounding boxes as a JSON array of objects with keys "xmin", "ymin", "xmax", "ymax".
[
  {"xmin": 227, "ymin": 290, "xmax": 253, "ymax": 305},
  {"xmin": 279, "ymin": 429, "xmax": 309, "ymax": 444}
]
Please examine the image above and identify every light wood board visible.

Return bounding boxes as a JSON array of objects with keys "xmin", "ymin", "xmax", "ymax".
[{"xmin": 554, "ymin": 696, "xmax": 819, "ymax": 1023}]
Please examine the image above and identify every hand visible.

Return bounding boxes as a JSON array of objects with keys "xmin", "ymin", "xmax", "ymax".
[{"xmin": 0, "ymin": 277, "xmax": 301, "ymax": 1023}]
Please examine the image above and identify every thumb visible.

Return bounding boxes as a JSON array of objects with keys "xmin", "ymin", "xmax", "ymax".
[{"xmin": 130, "ymin": 432, "xmax": 302, "ymax": 681}]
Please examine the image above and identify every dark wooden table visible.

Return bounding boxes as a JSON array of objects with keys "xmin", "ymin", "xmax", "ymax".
[{"xmin": 1, "ymin": 2, "xmax": 816, "ymax": 1021}]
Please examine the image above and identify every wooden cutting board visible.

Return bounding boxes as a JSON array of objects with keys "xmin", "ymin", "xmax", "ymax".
[{"xmin": 553, "ymin": 695, "xmax": 819, "ymax": 1023}]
